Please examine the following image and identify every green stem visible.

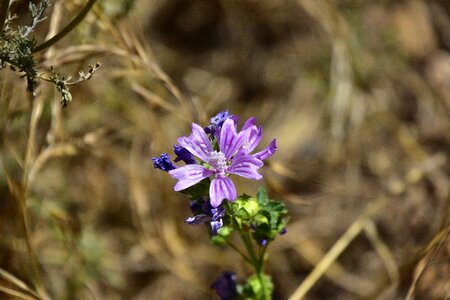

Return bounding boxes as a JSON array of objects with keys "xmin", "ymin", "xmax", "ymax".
[
  {"xmin": 225, "ymin": 202, "xmax": 271, "ymax": 299},
  {"xmin": 33, "ymin": 0, "xmax": 97, "ymax": 52},
  {"xmin": 226, "ymin": 240, "xmax": 252, "ymax": 264},
  {"xmin": 240, "ymin": 231, "xmax": 271, "ymax": 300}
]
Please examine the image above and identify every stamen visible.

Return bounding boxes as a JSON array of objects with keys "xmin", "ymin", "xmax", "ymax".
[{"xmin": 208, "ymin": 151, "xmax": 227, "ymax": 174}]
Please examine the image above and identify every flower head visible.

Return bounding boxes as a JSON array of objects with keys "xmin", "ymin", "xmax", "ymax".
[{"xmin": 169, "ymin": 117, "xmax": 273, "ymax": 207}]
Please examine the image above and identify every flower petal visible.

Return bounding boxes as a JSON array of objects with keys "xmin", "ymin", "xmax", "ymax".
[
  {"xmin": 246, "ymin": 125, "xmax": 263, "ymax": 153},
  {"xmin": 254, "ymin": 138, "xmax": 277, "ymax": 160},
  {"xmin": 210, "ymin": 176, "xmax": 237, "ymax": 207},
  {"xmin": 219, "ymin": 118, "xmax": 250, "ymax": 159},
  {"xmin": 242, "ymin": 117, "xmax": 256, "ymax": 131},
  {"xmin": 178, "ymin": 123, "xmax": 213, "ymax": 162},
  {"xmin": 169, "ymin": 164, "xmax": 214, "ymax": 191},
  {"xmin": 229, "ymin": 150, "xmax": 263, "ymax": 180},
  {"xmin": 241, "ymin": 117, "xmax": 263, "ymax": 152}
]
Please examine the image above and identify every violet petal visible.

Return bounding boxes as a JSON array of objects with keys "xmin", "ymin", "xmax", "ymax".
[
  {"xmin": 254, "ymin": 138, "xmax": 277, "ymax": 160},
  {"xmin": 219, "ymin": 118, "xmax": 250, "ymax": 159},
  {"xmin": 169, "ymin": 164, "xmax": 214, "ymax": 191},
  {"xmin": 178, "ymin": 123, "xmax": 213, "ymax": 162},
  {"xmin": 210, "ymin": 176, "xmax": 237, "ymax": 207},
  {"xmin": 229, "ymin": 150, "xmax": 263, "ymax": 180}
]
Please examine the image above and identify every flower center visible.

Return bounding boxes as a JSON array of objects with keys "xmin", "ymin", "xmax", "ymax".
[{"xmin": 208, "ymin": 151, "xmax": 228, "ymax": 174}]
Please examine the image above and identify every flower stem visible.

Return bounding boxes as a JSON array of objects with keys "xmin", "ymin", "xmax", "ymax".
[
  {"xmin": 240, "ymin": 231, "xmax": 271, "ymax": 300},
  {"xmin": 225, "ymin": 202, "xmax": 272, "ymax": 299}
]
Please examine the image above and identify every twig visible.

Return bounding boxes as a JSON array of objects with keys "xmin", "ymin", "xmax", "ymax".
[
  {"xmin": 22, "ymin": 1, "xmax": 49, "ymax": 37},
  {"xmin": 33, "ymin": 0, "xmax": 97, "ymax": 52},
  {"xmin": 0, "ymin": 285, "xmax": 38, "ymax": 300},
  {"xmin": 0, "ymin": 268, "xmax": 41, "ymax": 299},
  {"xmin": 405, "ymin": 225, "xmax": 450, "ymax": 300},
  {"xmin": 288, "ymin": 197, "xmax": 387, "ymax": 300}
]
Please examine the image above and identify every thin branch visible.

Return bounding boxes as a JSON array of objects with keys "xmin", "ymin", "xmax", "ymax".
[
  {"xmin": 22, "ymin": 1, "xmax": 49, "ymax": 37},
  {"xmin": 33, "ymin": 0, "xmax": 97, "ymax": 52},
  {"xmin": 405, "ymin": 225, "xmax": 450, "ymax": 300},
  {"xmin": 288, "ymin": 197, "xmax": 387, "ymax": 300}
]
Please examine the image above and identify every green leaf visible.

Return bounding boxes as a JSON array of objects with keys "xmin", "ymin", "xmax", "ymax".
[{"xmin": 256, "ymin": 187, "xmax": 268, "ymax": 204}]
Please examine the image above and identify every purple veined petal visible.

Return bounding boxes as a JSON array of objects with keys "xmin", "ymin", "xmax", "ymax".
[
  {"xmin": 254, "ymin": 138, "xmax": 277, "ymax": 160},
  {"xmin": 169, "ymin": 164, "xmax": 214, "ymax": 191},
  {"xmin": 209, "ymin": 176, "xmax": 237, "ymax": 207},
  {"xmin": 232, "ymin": 149, "xmax": 264, "ymax": 167},
  {"xmin": 241, "ymin": 117, "xmax": 263, "ymax": 153},
  {"xmin": 242, "ymin": 117, "xmax": 256, "ymax": 131},
  {"xmin": 246, "ymin": 125, "xmax": 263, "ymax": 153},
  {"xmin": 230, "ymin": 115, "xmax": 239, "ymax": 126},
  {"xmin": 229, "ymin": 150, "xmax": 263, "ymax": 180},
  {"xmin": 178, "ymin": 123, "xmax": 213, "ymax": 162},
  {"xmin": 219, "ymin": 118, "xmax": 250, "ymax": 159}
]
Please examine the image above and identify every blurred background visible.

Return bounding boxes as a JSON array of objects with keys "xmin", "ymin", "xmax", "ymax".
[{"xmin": 1, "ymin": 0, "xmax": 449, "ymax": 299}]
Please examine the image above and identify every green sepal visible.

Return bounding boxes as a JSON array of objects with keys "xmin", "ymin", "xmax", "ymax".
[
  {"xmin": 232, "ymin": 195, "xmax": 259, "ymax": 221},
  {"xmin": 211, "ymin": 225, "xmax": 233, "ymax": 245},
  {"xmin": 238, "ymin": 274, "xmax": 274, "ymax": 300}
]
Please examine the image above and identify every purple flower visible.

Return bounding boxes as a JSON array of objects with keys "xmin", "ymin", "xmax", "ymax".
[
  {"xmin": 211, "ymin": 272, "xmax": 238, "ymax": 300},
  {"xmin": 169, "ymin": 118, "xmax": 268, "ymax": 207},
  {"xmin": 174, "ymin": 144, "xmax": 196, "ymax": 164},
  {"xmin": 152, "ymin": 153, "xmax": 176, "ymax": 171},
  {"xmin": 185, "ymin": 199, "xmax": 226, "ymax": 235}
]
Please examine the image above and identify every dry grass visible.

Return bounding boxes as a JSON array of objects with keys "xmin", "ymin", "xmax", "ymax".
[{"xmin": 1, "ymin": 0, "xmax": 449, "ymax": 299}]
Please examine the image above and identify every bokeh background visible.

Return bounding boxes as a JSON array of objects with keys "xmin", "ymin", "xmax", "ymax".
[{"xmin": 1, "ymin": 0, "xmax": 449, "ymax": 299}]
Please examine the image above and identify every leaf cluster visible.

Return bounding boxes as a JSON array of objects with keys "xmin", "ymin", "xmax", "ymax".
[
  {"xmin": 213, "ymin": 187, "xmax": 289, "ymax": 247},
  {"xmin": 237, "ymin": 274, "xmax": 274, "ymax": 300}
]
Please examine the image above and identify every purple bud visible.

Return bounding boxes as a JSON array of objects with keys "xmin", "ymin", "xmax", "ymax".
[
  {"xmin": 189, "ymin": 199, "xmax": 204, "ymax": 214},
  {"xmin": 152, "ymin": 153, "xmax": 176, "ymax": 171},
  {"xmin": 173, "ymin": 144, "xmax": 196, "ymax": 164},
  {"xmin": 211, "ymin": 272, "xmax": 238, "ymax": 300},
  {"xmin": 185, "ymin": 214, "xmax": 210, "ymax": 225},
  {"xmin": 261, "ymin": 239, "xmax": 268, "ymax": 247},
  {"xmin": 204, "ymin": 111, "xmax": 238, "ymax": 139},
  {"xmin": 211, "ymin": 207, "xmax": 225, "ymax": 221},
  {"xmin": 211, "ymin": 219, "xmax": 224, "ymax": 236},
  {"xmin": 280, "ymin": 227, "xmax": 287, "ymax": 235}
]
